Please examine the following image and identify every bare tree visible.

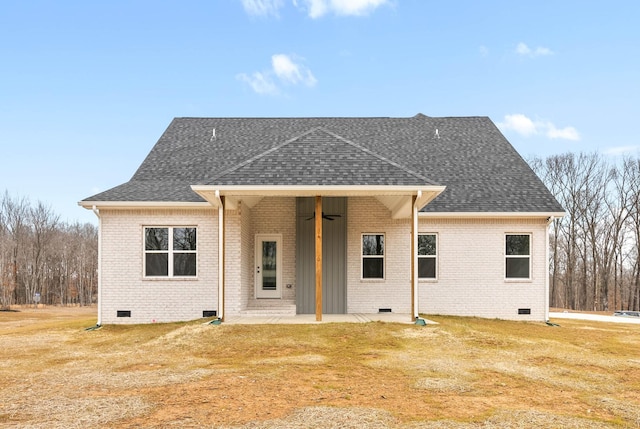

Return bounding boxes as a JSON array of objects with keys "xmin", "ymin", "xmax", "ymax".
[
  {"xmin": 531, "ymin": 153, "xmax": 640, "ymax": 312},
  {"xmin": 0, "ymin": 192, "xmax": 29, "ymax": 308},
  {"xmin": 1, "ymin": 190, "xmax": 98, "ymax": 308}
]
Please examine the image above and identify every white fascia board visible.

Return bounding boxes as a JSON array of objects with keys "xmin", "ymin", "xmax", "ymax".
[
  {"xmin": 77, "ymin": 201, "xmax": 213, "ymax": 210},
  {"xmin": 191, "ymin": 184, "xmax": 446, "ymax": 198},
  {"xmin": 419, "ymin": 211, "xmax": 566, "ymax": 218}
]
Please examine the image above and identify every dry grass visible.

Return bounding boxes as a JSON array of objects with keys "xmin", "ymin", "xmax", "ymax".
[{"xmin": 1, "ymin": 307, "xmax": 640, "ymax": 428}]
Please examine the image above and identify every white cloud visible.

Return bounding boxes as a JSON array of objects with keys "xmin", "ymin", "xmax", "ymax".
[
  {"xmin": 604, "ymin": 146, "xmax": 640, "ymax": 156},
  {"xmin": 479, "ymin": 45, "xmax": 489, "ymax": 57},
  {"xmin": 296, "ymin": 0, "xmax": 389, "ymax": 18},
  {"xmin": 497, "ymin": 114, "xmax": 580, "ymax": 141},
  {"xmin": 546, "ymin": 124, "xmax": 580, "ymax": 141},
  {"xmin": 498, "ymin": 114, "xmax": 537, "ymax": 137},
  {"xmin": 237, "ymin": 54, "xmax": 317, "ymax": 95},
  {"xmin": 516, "ymin": 42, "xmax": 554, "ymax": 58},
  {"xmin": 236, "ymin": 72, "xmax": 278, "ymax": 95},
  {"xmin": 271, "ymin": 54, "xmax": 317, "ymax": 87},
  {"xmin": 240, "ymin": 0, "xmax": 284, "ymax": 17}
]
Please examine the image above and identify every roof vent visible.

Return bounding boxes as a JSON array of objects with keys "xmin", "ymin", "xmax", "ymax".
[
  {"xmin": 210, "ymin": 128, "xmax": 216, "ymax": 141},
  {"xmin": 434, "ymin": 128, "xmax": 440, "ymax": 139}
]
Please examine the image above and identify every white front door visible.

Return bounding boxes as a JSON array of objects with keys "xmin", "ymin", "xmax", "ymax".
[{"xmin": 255, "ymin": 234, "xmax": 282, "ymax": 299}]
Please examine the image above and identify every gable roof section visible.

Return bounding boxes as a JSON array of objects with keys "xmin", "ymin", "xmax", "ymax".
[
  {"xmin": 81, "ymin": 115, "xmax": 564, "ymax": 214},
  {"xmin": 208, "ymin": 127, "xmax": 438, "ymax": 186}
]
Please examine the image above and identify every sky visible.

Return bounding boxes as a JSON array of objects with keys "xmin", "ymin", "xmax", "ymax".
[{"xmin": 1, "ymin": 0, "xmax": 639, "ymax": 225}]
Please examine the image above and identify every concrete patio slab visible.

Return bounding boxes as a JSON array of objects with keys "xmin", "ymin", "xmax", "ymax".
[{"xmin": 221, "ymin": 313, "xmax": 436, "ymax": 325}]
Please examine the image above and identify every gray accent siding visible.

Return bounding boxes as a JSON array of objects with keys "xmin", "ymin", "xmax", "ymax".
[{"xmin": 296, "ymin": 197, "xmax": 347, "ymax": 314}]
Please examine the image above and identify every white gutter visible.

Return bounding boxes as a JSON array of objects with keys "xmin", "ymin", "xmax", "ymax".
[
  {"xmin": 413, "ymin": 191, "xmax": 421, "ymax": 320},
  {"xmin": 214, "ymin": 191, "xmax": 224, "ymax": 321},
  {"xmin": 92, "ymin": 206, "xmax": 102, "ymax": 326},
  {"xmin": 78, "ymin": 201, "xmax": 212, "ymax": 209},
  {"xmin": 419, "ymin": 211, "xmax": 566, "ymax": 218},
  {"xmin": 545, "ymin": 216, "xmax": 554, "ymax": 321}
]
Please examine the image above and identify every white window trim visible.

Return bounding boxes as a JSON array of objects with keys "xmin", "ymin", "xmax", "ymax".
[
  {"xmin": 418, "ymin": 232, "xmax": 438, "ymax": 281},
  {"xmin": 505, "ymin": 233, "xmax": 532, "ymax": 281},
  {"xmin": 361, "ymin": 233, "xmax": 385, "ymax": 280},
  {"xmin": 143, "ymin": 226, "xmax": 198, "ymax": 279}
]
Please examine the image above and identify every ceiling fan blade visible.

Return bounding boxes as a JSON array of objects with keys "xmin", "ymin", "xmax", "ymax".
[
  {"xmin": 306, "ymin": 212, "xmax": 342, "ymax": 221},
  {"xmin": 323, "ymin": 214, "xmax": 342, "ymax": 221}
]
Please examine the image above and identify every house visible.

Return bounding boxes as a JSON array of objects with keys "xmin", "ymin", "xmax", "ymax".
[{"xmin": 80, "ymin": 114, "xmax": 564, "ymax": 324}]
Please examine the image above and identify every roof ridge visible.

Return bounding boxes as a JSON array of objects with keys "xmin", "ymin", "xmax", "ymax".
[
  {"xmin": 207, "ymin": 127, "xmax": 323, "ymax": 183},
  {"xmin": 317, "ymin": 127, "xmax": 439, "ymax": 186}
]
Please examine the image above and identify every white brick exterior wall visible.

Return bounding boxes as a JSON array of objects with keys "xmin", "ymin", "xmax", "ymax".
[
  {"xmin": 248, "ymin": 197, "xmax": 297, "ymax": 303},
  {"xmin": 417, "ymin": 217, "xmax": 548, "ymax": 321},
  {"xmin": 346, "ymin": 198, "xmax": 548, "ymax": 320},
  {"xmin": 347, "ymin": 197, "xmax": 412, "ymax": 314},
  {"xmin": 223, "ymin": 208, "xmax": 242, "ymax": 315},
  {"xmin": 99, "ymin": 208, "xmax": 218, "ymax": 324},
  {"xmin": 98, "ymin": 199, "xmax": 549, "ymax": 323}
]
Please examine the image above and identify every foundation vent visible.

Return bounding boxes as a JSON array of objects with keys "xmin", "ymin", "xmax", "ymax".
[
  {"xmin": 117, "ymin": 310, "xmax": 131, "ymax": 317},
  {"xmin": 518, "ymin": 308, "xmax": 531, "ymax": 315},
  {"xmin": 203, "ymin": 310, "xmax": 217, "ymax": 318},
  {"xmin": 378, "ymin": 308, "xmax": 392, "ymax": 313}
]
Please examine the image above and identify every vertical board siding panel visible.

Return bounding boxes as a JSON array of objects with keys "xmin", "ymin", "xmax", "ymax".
[{"xmin": 296, "ymin": 197, "xmax": 346, "ymax": 314}]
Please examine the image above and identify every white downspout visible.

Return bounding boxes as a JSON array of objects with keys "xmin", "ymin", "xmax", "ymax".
[
  {"xmin": 92, "ymin": 205, "xmax": 102, "ymax": 326},
  {"xmin": 413, "ymin": 191, "xmax": 422, "ymax": 320},
  {"xmin": 214, "ymin": 191, "xmax": 224, "ymax": 321},
  {"xmin": 545, "ymin": 216, "xmax": 554, "ymax": 321}
]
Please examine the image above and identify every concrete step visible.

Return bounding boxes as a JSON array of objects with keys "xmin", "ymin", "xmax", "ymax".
[{"xmin": 239, "ymin": 304, "xmax": 297, "ymax": 317}]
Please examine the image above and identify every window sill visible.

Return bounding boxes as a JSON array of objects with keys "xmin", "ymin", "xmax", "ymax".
[
  {"xmin": 504, "ymin": 278, "xmax": 532, "ymax": 283},
  {"xmin": 142, "ymin": 276, "xmax": 199, "ymax": 281}
]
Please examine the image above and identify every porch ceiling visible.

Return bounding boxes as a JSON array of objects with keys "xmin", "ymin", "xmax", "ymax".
[{"xmin": 191, "ymin": 185, "xmax": 445, "ymax": 219}]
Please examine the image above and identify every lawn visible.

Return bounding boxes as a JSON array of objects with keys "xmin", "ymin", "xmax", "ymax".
[{"xmin": 1, "ymin": 307, "xmax": 639, "ymax": 428}]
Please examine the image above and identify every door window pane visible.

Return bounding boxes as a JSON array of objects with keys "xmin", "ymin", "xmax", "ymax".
[{"xmin": 262, "ymin": 241, "xmax": 277, "ymax": 290}]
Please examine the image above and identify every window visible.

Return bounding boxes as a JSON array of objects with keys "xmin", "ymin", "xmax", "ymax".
[
  {"xmin": 505, "ymin": 234, "xmax": 530, "ymax": 279},
  {"xmin": 418, "ymin": 233, "xmax": 437, "ymax": 279},
  {"xmin": 145, "ymin": 227, "xmax": 197, "ymax": 277},
  {"xmin": 362, "ymin": 234, "xmax": 384, "ymax": 279}
]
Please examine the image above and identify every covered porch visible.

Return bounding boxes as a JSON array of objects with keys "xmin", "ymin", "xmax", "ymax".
[{"xmin": 192, "ymin": 186, "xmax": 444, "ymax": 323}]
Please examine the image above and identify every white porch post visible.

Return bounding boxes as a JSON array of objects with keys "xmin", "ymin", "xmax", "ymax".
[
  {"xmin": 545, "ymin": 216, "xmax": 554, "ymax": 321},
  {"xmin": 412, "ymin": 192, "xmax": 420, "ymax": 321},
  {"xmin": 215, "ymin": 191, "xmax": 225, "ymax": 321},
  {"xmin": 92, "ymin": 206, "xmax": 102, "ymax": 326}
]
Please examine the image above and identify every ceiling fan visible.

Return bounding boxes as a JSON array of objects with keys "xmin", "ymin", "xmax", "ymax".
[{"xmin": 306, "ymin": 212, "xmax": 342, "ymax": 221}]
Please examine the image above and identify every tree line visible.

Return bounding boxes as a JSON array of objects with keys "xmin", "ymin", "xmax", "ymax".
[
  {"xmin": 0, "ymin": 191, "xmax": 97, "ymax": 309},
  {"xmin": 530, "ymin": 153, "xmax": 640, "ymax": 312}
]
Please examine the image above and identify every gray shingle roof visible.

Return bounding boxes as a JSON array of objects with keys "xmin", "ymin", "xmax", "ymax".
[{"xmin": 83, "ymin": 114, "xmax": 564, "ymax": 213}]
